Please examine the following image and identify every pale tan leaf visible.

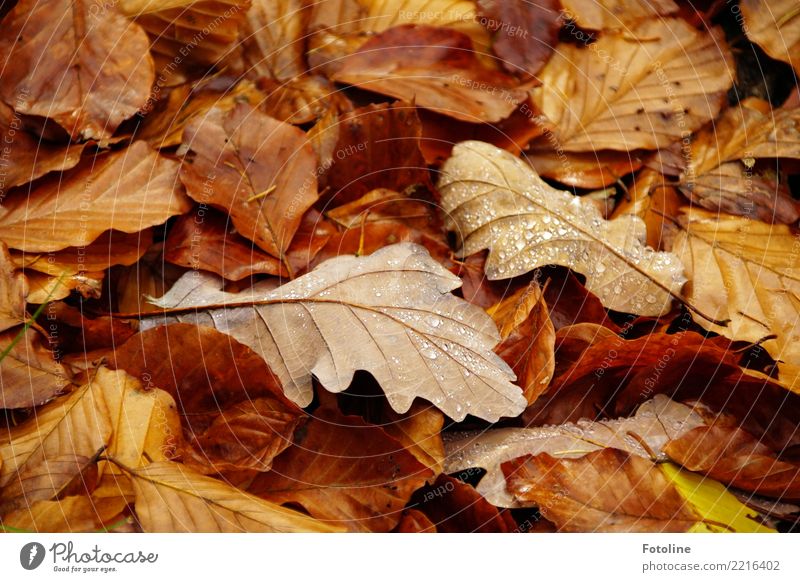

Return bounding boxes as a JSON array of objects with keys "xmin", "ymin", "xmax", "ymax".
[
  {"xmin": 742, "ymin": 0, "xmax": 800, "ymax": 74},
  {"xmin": 0, "ymin": 329, "xmax": 72, "ymax": 410},
  {"xmin": 443, "ymin": 395, "xmax": 705, "ymax": 507},
  {"xmin": 0, "ymin": 0, "xmax": 155, "ymax": 141},
  {"xmin": 122, "ymin": 460, "xmax": 341, "ymax": 532},
  {"xmin": 669, "ymin": 208, "xmax": 800, "ymax": 392},
  {"xmin": 560, "ymin": 0, "xmax": 678, "ymax": 30},
  {"xmin": 148, "ymin": 242, "xmax": 525, "ymax": 422},
  {"xmin": 0, "ymin": 454, "xmax": 95, "ymax": 516},
  {"xmin": 0, "ymin": 141, "xmax": 190, "ymax": 253},
  {"xmin": 439, "ymin": 141, "xmax": 686, "ymax": 316},
  {"xmin": 530, "ymin": 18, "xmax": 733, "ymax": 151}
]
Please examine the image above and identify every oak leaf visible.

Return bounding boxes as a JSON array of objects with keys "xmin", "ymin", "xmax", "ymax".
[
  {"xmin": 149, "ymin": 243, "xmax": 526, "ymax": 422},
  {"xmin": 439, "ymin": 141, "xmax": 686, "ymax": 316},
  {"xmin": 444, "ymin": 395, "xmax": 705, "ymax": 507},
  {"xmin": 0, "ymin": 0, "xmax": 155, "ymax": 141}
]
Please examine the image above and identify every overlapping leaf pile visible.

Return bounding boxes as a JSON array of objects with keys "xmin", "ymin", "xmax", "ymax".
[{"xmin": 0, "ymin": 0, "xmax": 798, "ymax": 533}]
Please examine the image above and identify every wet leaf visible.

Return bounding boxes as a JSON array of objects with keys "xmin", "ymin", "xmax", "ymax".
[
  {"xmin": 439, "ymin": 140, "xmax": 686, "ymax": 316},
  {"xmin": 148, "ymin": 243, "xmax": 526, "ymax": 422}
]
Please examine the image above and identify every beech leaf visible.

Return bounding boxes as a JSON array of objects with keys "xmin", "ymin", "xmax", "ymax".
[
  {"xmin": 439, "ymin": 141, "xmax": 686, "ymax": 316},
  {"xmin": 0, "ymin": 0, "xmax": 155, "ymax": 141},
  {"xmin": 120, "ymin": 460, "xmax": 341, "ymax": 533}
]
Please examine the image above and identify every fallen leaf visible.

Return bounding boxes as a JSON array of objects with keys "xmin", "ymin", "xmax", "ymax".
[
  {"xmin": 669, "ymin": 207, "xmax": 800, "ymax": 391},
  {"xmin": 529, "ymin": 18, "xmax": 733, "ymax": 151},
  {"xmin": 0, "ymin": 0, "xmax": 155, "ymax": 140},
  {"xmin": 612, "ymin": 168, "xmax": 682, "ymax": 250},
  {"xmin": 148, "ymin": 243, "xmax": 526, "ymax": 422},
  {"xmin": 0, "ymin": 102, "xmax": 87, "ymax": 190},
  {"xmin": 439, "ymin": 141, "xmax": 686, "ymax": 316},
  {"xmin": 665, "ymin": 425, "xmax": 800, "ymax": 500},
  {"xmin": 444, "ymin": 395, "xmax": 705, "ymax": 507},
  {"xmin": 503, "ymin": 448, "xmax": 700, "ymax": 531},
  {"xmin": 0, "ymin": 141, "xmax": 190, "ymax": 253},
  {"xmin": 410, "ymin": 474, "xmax": 517, "ymax": 532},
  {"xmin": 476, "ymin": 0, "xmax": 560, "ymax": 77},
  {"xmin": 488, "ymin": 281, "xmax": 556, "ymax": 404},
  {"xmin": 180, "ymin": 103, "xmax": 319, "ymax": 265},
  {"xmin": 0, "ymin": 328, "xmax": 73, "ymax": 410},
  {"xmin": 526, "ymin": 149, "xmax": 645, "ymax": 189},
  {"xmin": 0, "ymin": 243, "xmax": 27, "ymax": 333},
  {"xmin": 119, "ymin": 0, "xmax": 250, "ymax": 66},
  {"xmin": 380, "ymin": 401, "xmax": 445, "ymax": 477},
  {"xmin": 118, "ymin": 460, "xmax": 340, "ymax": 532},
  {"xmin": 333, "ymin": 25, "xmax": 527, "ymax": 123},
  {"xmin": 742, "ymin": 0, "xmax": 800, "ymax": 75},
  {"xmin": 249, "ymin": 407, "xmax": 431, "ymax": 532},
  {"xmin": 313, "ymin": 101, "xmax": 431, "ymax": 206},
  {"xmin": 657, "ymin": 99, "xmax": 800, "ymax": 223},
  {"xmin": 1, "ymin": 495, "xmax": 129, "ymax": 533},
  {"xmin": 560, "ymin": 0, "xmax": 678, "ymax": 30},
  {"xmin": 394, "ymin": 509, "xmax": 436, "ymax": 532}
]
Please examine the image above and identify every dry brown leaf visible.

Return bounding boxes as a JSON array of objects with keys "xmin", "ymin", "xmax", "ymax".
[
  {"xmin": 307, "ymin": 0, "xmax": 490, "ymax": 75},
  {"xmin": 487, "ymin": 281, "xmax": 556, "ymax": 404},
  {"xmin": 560, "ymin": 0, "xmax": 678, "ymax": 30},
  {"xmin": 0, "ymin": 102, "xmax": 88, "ymax": 190},
  {"xmin": 665, "ymin": 425, "xmax": 800, "ymax": 500},
  {"xmin": 0, "ymin": 0, "xmax": 154, "ymax": 141},
  {"xmin": 526, "ymin": 149, "xmax": 645, "ymax": 189},
  {"xmin": 476, "ymin": 0, "xmax": 560, "ymax": 77},
  {"xmin": 530, "ymin": 18, "xmax": 733, "ymax": 151},
  {"xmin": 1, "ymin": 494, "xmax": 129, "ymax": 533},
  {"xmin": 742, "ymin": 0, "xmax": 800, "ymax": 75},
  {"xmin": 249, "ymin": 407, "xmax": 431, "ymax": 532},
  {"xmin": 657, "ymin": 99, "xmax": 800, "ymax": 223},
  {"xmin": 108, "ymin": 323, "xmax": 303, "ymax": 473},
  {"xmin": 0, "ymin": 243, "xmax": 27, "ymax": 333},
  {"xmin": 439, "ymin": 141, "xmax": 686, "ymax": 316},
  {"xmin": 502, "ymin": 448, "xmax": 700, "ymax": 531},
  {"xmin": 411, "ymin": 474, "xmax": 517, "ymax": 532},
  {"xmin": 444, "ymin": 395, "xmax": 705, "ymax": 507},
  {"xmin": 333, "ymin": 25, "xmax": 527, "ymax": 123},
  {"xmin": 0, "ymin": 141, "xmax": 190, "ymax": 253},
  {"xmin": 612, "ymin": 168, "xmax": 682, "ymax": 250},
  {"xmin": 119, "ymin": 0, "xmax": 251, "ymax": 66},
  {"xmin": 313, "ymin": 101, "xmax": 431, "ymax": 207},
  {"xmin": 148, "ymin": 243, "xmax": 525, "ymax": 422},
  {"xmin": 669, "ymin": 208, "xmax": 800, "ymax": 392},
  {"xmin": 180, "ymin": 103, "xmax": 318, "ymax": 265},
  {"xmin": 238, "ymin": 0, "xmax": 309, "ymax": 82},
  {"xmin": 381, "ymin": 401, "xmax": 445, "ymax": 477},
  {"xmin": 0, "ymin": 328, "xmax": 72, "ymax": 410},
  {"xmin": 120, "ymin": 460, "xmax": 340, "ymax": 532}
]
